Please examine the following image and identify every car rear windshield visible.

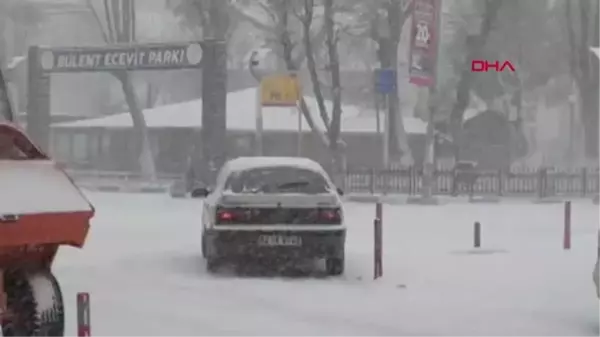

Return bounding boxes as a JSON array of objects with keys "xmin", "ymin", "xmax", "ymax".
[{"xmin": 225, "ymin": 166, "xmax": 330, "ymax": 194}]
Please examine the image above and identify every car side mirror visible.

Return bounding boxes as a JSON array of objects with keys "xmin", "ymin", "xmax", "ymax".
[
  {"xmin": 336, "ymin": 187, "xmax": 344, "ymax": 196},
  {"xmin": 191, "ymin": 187, "xmax": 211, "ymax": 198}
]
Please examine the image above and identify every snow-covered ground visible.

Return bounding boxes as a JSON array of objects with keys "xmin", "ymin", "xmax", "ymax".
[{"xmin": 54, "ymin": 192, "xmax": 599, "ymax": 336}]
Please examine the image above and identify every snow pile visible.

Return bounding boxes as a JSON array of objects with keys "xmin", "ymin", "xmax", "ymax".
[{"xmin": 28, "ymin": 273, "xmax": 58, "ymax": 314}]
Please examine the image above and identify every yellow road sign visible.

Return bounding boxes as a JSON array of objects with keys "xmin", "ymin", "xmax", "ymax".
[{"xmin": 260, "ymin": 74, "xmax": 300, "ymax": 107}]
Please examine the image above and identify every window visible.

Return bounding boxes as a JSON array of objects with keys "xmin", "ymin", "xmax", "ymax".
[
  {"xmin": 72, "ymin": 133, "xmax": 88, "ymax": 162},
  {"xmin": 51, "ymin": 132, "xmax": 71, "ymax": 160},
  {"xmin": 101, "ymin": 133, "xmax": 111, "ymax": 155},
  {"xmin": 225, "ymin": 166, "xmax": 330, "ymax": 194}
]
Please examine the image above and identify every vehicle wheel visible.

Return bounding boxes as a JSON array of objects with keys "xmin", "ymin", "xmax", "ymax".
[
  {"xmin": 35, "ymin": 271, "xmax": 65, "ymax": 337},
  {"xmin": 326, "ymin": 257, "xmax": 345, "ymax": 276},
  {"xmin": 206, "ymin": 257, "xmax": 221, "ymax": 273},
  {"xmin": 2, "ymin": 270, "xmax": 41, "ymax": 336},
  {"xmin": 201, "ymin": 232, "xmax": 207, "ymax": 258}
]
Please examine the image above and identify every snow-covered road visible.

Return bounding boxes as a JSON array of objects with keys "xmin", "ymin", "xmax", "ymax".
[{"xmin": 54, "ymin": 192, "xmax": 599, "ymax": 336}]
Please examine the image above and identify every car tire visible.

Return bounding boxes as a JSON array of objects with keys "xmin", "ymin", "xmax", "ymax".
[
  {"xmin": 206, "ymin": 257, "xmax": 221, "ymax": 273},
  {"xmin": 2, "ymin": 270, "xmax": 41, "ymax": 336},
  {"xmin": 201, "ymin": 232, "xmax": 207, "ymax": 258},
  {"xmin": 326, "ymin": 257, "xmax": 345, "ymax": 276}
]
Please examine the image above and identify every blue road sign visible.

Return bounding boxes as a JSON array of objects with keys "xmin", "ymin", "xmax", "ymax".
[{"xmin": 374, "ymin": 68, "xmax": 397, "ymax": 94}]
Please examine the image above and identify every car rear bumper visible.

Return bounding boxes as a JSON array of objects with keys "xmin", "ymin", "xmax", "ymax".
[{"xmin": 204, "ymin": 229, "xmax": 346, "ymax": 260}]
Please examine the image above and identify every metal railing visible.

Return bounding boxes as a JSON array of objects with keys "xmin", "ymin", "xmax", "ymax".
[
  {"xmin": 64, "ymin": 169, "xmax": 181, "ymax": 186},
  {"xmin": 336, "ymin": 167, "xmax": 600, "ymax": 198},
  {"xmin": 64, "ymin": 166, "xmax": 600, "ymax": 198}
]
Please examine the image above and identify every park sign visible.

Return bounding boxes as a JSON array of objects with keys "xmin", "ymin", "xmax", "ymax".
[
  {"xmin": 260, "ymin": 74, "xmax": 300, "ymax": 107},
  {"xmin": 38, "ymin": 42, "xmax": 204, "ymax": 73}
]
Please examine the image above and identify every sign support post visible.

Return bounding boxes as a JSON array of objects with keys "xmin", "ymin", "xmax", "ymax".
[
  {"xmin": 408, "ymin": 0, "xmax": 442, "ymax": 202},
  {"xmin": 374, "ymin": 68, "xmax": 397, "ymax": 169},
  {"xmin": 255, "ymin": 85, "xmax": 263, "ymax": 156},
  {"xmin": 258, "ymin": 73, "xmax": 300, "ymax": 156}
]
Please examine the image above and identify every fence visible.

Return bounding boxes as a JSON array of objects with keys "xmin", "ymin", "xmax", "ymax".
[
  {"xmin": 64, "ymin": 169, "xmax": 180, "ymax": 193},
  {"xmin": 337, "ymin": 167, "xmax": 600, "ymax": 198},
  {"xmin": 65, "ymin": 166, "xmax": 600, "ymax": 198}
]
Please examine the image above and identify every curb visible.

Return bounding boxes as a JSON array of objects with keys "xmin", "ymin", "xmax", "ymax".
[
  {"xmin": 78, "ymin": 183, "xmax": 169, "ymax": 194},
  {"xmin": 531, "ymin": 197, "xmax": 564, "ymax": 204},
  {"xmin": 406, "ymin": 195, "xmax": 441, "ymax": 205},
  {"xmin": 344, "ymin": 194, "xmax": 406, "ymax": 204},
  {"xmin": 468, "ymin": 196, "xmax": 502, "ymax": 204}
]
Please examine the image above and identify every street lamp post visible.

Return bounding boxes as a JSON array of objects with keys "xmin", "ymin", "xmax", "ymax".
[
  {"xmin": 249, "ymin": 50, "xmax": 264, "ymax": 156},
  {"xmin": 568, "ymin": 93, "xmax": 576, "ymax": 164}
]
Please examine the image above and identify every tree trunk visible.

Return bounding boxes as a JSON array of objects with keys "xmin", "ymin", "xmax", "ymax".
[
  {"xmin": 102, "ymin": 0, "xmax": 157, "ymax": 179},
  {"xmin": 580, "ymin": 85, "xmax": 599, "ymax": 158},
  {"xmin": 284, "ymin": 0, "xmax": 329, "ymax": 149},
  {"xmin": 449, "ymin": 0, "xmax": 502, "ymax": 162},
  {"xmin": 389, "ymin": 48, "xmax": 414, "ymax": 166},
  {"xmin": 324, "ymin": 0, "xmax": 344, "ymax": 172},
  {"xmin": 385, "ymin": 0, "xmax": 413, "ymax": 166},
  {"xmin": 116, "ymin": 71, "xmax": 156, "ymax": 180},
  {"xmin": 302, "ymin": 0, "xmax": 331, "ymax": 133}
]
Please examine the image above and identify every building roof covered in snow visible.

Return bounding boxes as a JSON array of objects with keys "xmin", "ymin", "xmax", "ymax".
[{"xmin": 53, "ymin": 88, "xmax": 427, "ymax": 134}]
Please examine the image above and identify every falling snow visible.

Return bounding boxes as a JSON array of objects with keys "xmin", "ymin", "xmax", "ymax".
[{"xmin": 53, "ymin": 192, "xmax": 599, "ymax": 336}]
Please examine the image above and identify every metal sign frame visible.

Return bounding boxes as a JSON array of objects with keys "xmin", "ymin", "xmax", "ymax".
[{"xmin": 26, "ymin": 40, "xmax": 227, "ymax": 171}]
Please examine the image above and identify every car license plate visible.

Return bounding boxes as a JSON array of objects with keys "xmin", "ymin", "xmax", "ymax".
[{"xmin": 257, "ymin": 235, "xmax": 302, "ymax": 247}]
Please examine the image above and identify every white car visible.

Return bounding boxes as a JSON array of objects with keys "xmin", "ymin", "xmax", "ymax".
[{"xmin": 195, "ymin": 157, "xmax": 346, "ymax": 275}]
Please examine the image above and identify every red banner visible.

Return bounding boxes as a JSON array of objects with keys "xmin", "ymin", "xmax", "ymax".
[{"xmin": 408, "ymin": 0, "xmax": 441, "ymax": 87}]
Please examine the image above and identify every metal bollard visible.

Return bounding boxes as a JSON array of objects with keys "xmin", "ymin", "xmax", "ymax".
[
  {"xmin": 77, "ymin": 292, "xmax": 91, "ymax": 337},
  {"xmin": 374, "ymin": 202, "xmax": 383, "ymax": 279},
  {"xmin": 474, "ymin": 222, "xmax": 481, "ymax": 248},
  {"xmin": 563, "ymin": 201, "xmax": 571, "ymax": 250}
]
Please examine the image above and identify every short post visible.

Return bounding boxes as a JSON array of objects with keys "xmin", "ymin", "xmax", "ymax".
[
  {"xmin": 374, "ymin": 202, "xmax": 383, "ymax": 279},
  {"xmin": 474, "ymin": 221, "xmax": 481, "ymax": 248},
  {"xmin": 563, "ymin": 201, "xmax": 571, "ymax": 250},
  {"xmin": 77, "ymin": 292, "xmax": 91, "ymax": 337}
]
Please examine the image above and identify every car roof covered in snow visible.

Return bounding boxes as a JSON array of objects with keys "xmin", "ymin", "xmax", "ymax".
[
  {"xmin": 216, "ymin": 157, "xmax": 334, "ymax": 190},
  {"xmin": 224, "ymin": 156, "xmax": 327, "ymax": 174},
  {"xmin": 219, "ymin": 156, "xmax": 334, "ymax": 181}
]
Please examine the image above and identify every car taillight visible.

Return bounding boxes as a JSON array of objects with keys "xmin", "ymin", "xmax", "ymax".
[
  {"xmin": 219, "ymin": 211, "xmax": 234, "ymax": 221},
  {"xmin": 318, "ymin": 208, "xmax": 341, "ymax": 224},
  {"xmin": 215, "ymin": 207, "xmax": 239, "ymax": 224}
]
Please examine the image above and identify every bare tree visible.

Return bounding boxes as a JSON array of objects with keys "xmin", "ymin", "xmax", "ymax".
[
  {"xmin": 230, "ymin": 0, "xmax": 332, "ymax": 153},
  {"xmin": 370, "ymin": 0, "xmax": 414, "ymax": 165},
  {"xmin": 566, "ymin": 0, "xmax": 599, "ymax": 159},
  {"xmin": 323, "ymin": 0, "xmax": 343, "ymax": 170},
  {"xmin": 167, "ymin": 0, "xmax": 232, "ymax": 40},
  {"xmin": 86, "ymin": 0, "xmax": 156, "ymax": 179},
  {"xmin": 297, "ymin": 0, "xmax": 346, "ymax": 171},
  {"xmin": 448, "ymin": 0, "xmax": 503, "ymax": 161},
  {"xmin": 0, "ymin": 1, "xmax": 44, "ymax": 122}
]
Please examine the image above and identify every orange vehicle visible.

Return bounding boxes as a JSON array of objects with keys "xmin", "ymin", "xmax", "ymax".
[{"xmin": 0, "ymin": 121, "xmax": 94, "ymax": 334}]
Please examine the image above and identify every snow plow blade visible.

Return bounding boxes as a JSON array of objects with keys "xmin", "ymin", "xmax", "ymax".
[
  {"xmin": 0, "ymin": 123, "xmax": 93, "ymax": 268},
  {"xmin": 0, "ymin": 160, "xmax": 93, "ymax": 265}
]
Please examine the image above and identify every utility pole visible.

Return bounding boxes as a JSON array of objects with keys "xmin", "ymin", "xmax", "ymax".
[
  {"xmin": 199, "ymin": 0, "xmax": 228, "ymax": 184},
  {"xmin": 249, "ymin": 50, "xmax": 264, "ymax": 156},
  {"xmin": 407, "ymin": 0, "xmax": 442, "ymax": 204}
]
